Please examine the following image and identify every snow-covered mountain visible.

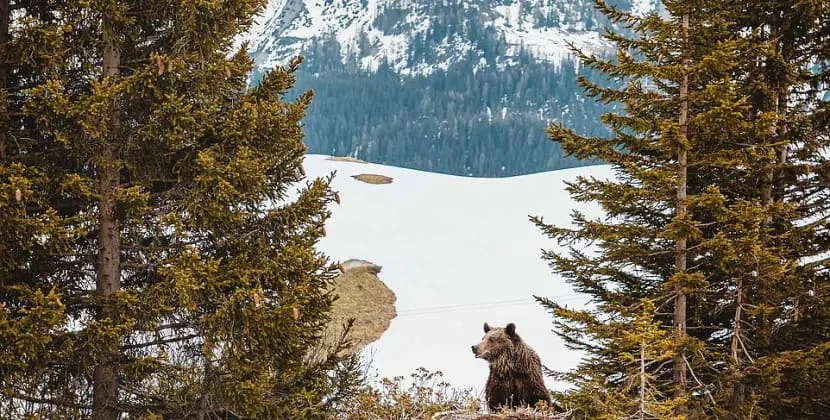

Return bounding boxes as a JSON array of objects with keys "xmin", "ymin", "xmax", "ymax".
[
  {"xmin": 304, "ymin": 154, "xmax": 613, "ymax": 392},
  {"xmin": 242, "ymin": 0, "xmax": 655, "ymax": 77},
  {"xmin": 238, "ymin": 1, "xmax": 659, "ymax": 177}
]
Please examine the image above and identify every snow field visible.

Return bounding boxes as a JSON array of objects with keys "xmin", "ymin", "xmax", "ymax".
[{"xmin": 303, "ymin": 154, "xmax": 613, "ymax": 392}]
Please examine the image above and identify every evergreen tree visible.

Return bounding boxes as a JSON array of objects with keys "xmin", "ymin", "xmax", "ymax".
[
  {"xmin": 716, "ymin": 1, "xmax": 830, "ymax": 417},
  {"xmin": 533, "ymin": 0, "xmax": 791, "ymax": 416},
  {"xmin": 546, "ymin": 297, "xmax": 685, "ymax": 419},
  {"xmin": 1, "ymin": 1, "xmax": 78, "ymax": 415},
  {"xmin": 1, "ymin": 1, "xmax": 360, "ymax": 418},
  {"xmin": 536, "ymin": 0, "xmax": 829, "ymax": 417}
]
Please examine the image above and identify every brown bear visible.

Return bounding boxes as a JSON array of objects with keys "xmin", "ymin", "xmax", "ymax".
[{"xmin": 471, "ymin": 322, "xmax": 552, "ymax": 411}]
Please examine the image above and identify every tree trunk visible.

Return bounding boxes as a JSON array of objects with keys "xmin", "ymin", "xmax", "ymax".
[
  {"xmin": 0, "ymin": 0, "xmax": 10, "ymax": 161},
  {"xmin": 774, "ymin": 87, "xmax": 796, "ymax": 324},
  {"xmin": 673, "ymin": 12, "xmax": 689, "ymax": 393},
  {"xmin": 761, "ymin": 90, "xmax": 782, "ymax": 213},
  {"xmin": 639, "ymin": 339, "xmax": 646, "ymax": 420},
  {"xmin": 731, "ymin": 276, "xmax": 743, "ymax": 363},
  {"xmin": 762, "ymin": 22, "xmax": 789, "ymax": 214},
  {"xmin": 761, "ymin": 26, "xmax": 797, "ymax": 324},
  {"xmin": 195, "ymin": 362, "xmax": 213, "ymax": 420},
  {"xmin": 92, "ymin": 34, "xmax": 121, "ymax": 420},
  {"xmin": 728, "ymin": 274, "xmax": 746, "ymax": 413}
]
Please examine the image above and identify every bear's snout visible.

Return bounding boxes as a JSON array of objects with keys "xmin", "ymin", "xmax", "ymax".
[{"xmin": 472, "ymin": 345, "xmax": 485, "ymax": 358}]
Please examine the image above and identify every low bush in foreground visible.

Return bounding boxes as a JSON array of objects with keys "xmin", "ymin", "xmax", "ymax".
[
  {"xmin": 338, "ymin": 367, "xmax": 480, "ymax": 419},
  {"xmin": 337, "ymin": 367, "xmax": 565, "ymax": 419}
]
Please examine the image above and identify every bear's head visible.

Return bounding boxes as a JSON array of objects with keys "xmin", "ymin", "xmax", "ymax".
[{"xmin": 471, "ymin": 322, "xmax": 518, "ymax": 361}]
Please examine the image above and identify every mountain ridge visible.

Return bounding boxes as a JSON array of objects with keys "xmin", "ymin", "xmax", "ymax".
[
  {"xmin": 241, "ymin": 0, "xmax": 657, "ymax": 77},
  {"xmin": 238, "ymin": 0, "xmax": 657, "ymax": 177}
]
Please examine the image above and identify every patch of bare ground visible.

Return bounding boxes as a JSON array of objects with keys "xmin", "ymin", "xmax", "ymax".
[
  {"xmin": 351, "ymin": 173, "xmax": 393, "ymax": 184},
  {"xmin": 326, "ymin": 156, "xmax": 367, "ymax": 163},
  {"xmin": 432, "ymin": 408, "xmax": 569, "ymax": 420},
  {"xmin": 323, "ymin": 260, "xmax": 396, "ymax": 355}
]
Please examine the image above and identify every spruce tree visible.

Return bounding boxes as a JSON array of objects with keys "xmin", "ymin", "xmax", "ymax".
[
  {"xmin": 1, "ymin": 1, "xmax": 77, "ymax": 415},
  {"xmin": 717, "ymin": 1, "xmax": 830, "ymax": 416},
  {"xmin": 533, "ymin": 0, "xmax": 780, "ymax": 416},
  {"xmin": 536, "ymin": 0, "xmax": 829, "ymax": 417},
  {"xmin": 1, "ymin": 1, "xmax": 360, "ymax": 418}
]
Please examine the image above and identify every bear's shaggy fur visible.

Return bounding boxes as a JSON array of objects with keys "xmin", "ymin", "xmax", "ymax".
[{"xmin": 471, "ymin": 322, "xmax": 552, "ymax": 411}]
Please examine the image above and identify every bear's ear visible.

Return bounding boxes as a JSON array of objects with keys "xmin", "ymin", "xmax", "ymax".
[
  {"xmin": 505, "ymin": 323, "xmax": 516, "ymax": 337},
  {"xmin": 483, "ymin": 322, "xmax": 491, "ymax": 333}
]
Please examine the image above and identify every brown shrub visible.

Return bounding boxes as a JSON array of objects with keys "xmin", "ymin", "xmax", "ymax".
[
  {"xmin": 338, "ymin": 368, "xmax": 481, "ymax": 420},
  {"xmin": 351, "ymin": 173, "xmax": 393, "ymax": 184},
  {"xmin": 327, "ymin": 156, "xmax": 367, "ymax": 163}
]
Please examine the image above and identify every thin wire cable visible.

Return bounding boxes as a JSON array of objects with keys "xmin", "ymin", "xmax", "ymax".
[{"xmin": 395, "ymin": 294, "xmax": 585, "ymax": 317}]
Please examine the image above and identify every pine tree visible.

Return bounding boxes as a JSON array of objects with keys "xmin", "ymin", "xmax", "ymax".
[
  {"xmin": 715, "ymin": 1, "xmax": 830, "ymax": 416},
  {"xmin": 544, "ymin": 297, "xmax": 686, "ymax": 419},
  {"xmin": 1, "ymin": 1, "xmax": 77, "ymax": 415},
  {"xmin": 1, "ymin": 1, "xmax": 361, "ymax": 418},
  {"xmin": 533, "ymin": 0, "xmax": 782, "ymax": 416},
  {"xmin": 536, "ymin": 0, "xmax": 830, "ymax": 417}
]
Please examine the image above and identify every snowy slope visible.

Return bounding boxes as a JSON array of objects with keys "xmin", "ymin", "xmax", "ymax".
[
  {"xmin": 303, "ymin": 154, "xmax": 613, "ymax": 393},
  {"xmin": 239, "ymin": 0, "xmax": 650, "ymax": 76}
]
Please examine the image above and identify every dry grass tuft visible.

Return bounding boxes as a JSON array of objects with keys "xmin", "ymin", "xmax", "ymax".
[
  {"xmin": 351, "ymin": 173, "xmax": 393, "ymax": 184},
  {"xmin": 327, "ymin": 156, "xmax": 367, "ymax": 164},
  {"xmin": 323, "ymin": 263, "xmax": 397, "ymax": 355},
  {"xmin": 339, "ymin": 368, "xmax": 481, "ymax": 420},
  {"xmin": 432, "ymin": 407, "xmax": 569, "ymax": 420}
]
